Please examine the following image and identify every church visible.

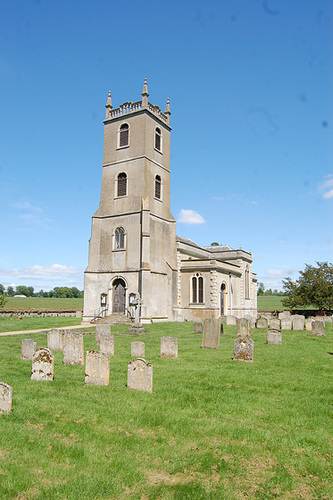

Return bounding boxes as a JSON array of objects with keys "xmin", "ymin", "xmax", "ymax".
[{"xmin": 83, "ymin": 80, "xmax": 257, "ymax": 323}]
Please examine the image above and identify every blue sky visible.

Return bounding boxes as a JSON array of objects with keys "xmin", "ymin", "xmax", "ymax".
[{"xmin": 0, "ymin": 0, "xmax": 332, "ymax": 292}]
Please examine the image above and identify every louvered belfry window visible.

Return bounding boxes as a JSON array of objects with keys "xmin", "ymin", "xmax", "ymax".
[
  {"xmin": 155, "ymin": 127, "xmax": 161, "ymax": 151},
  {"xmin": 119, "ymin": 123, "xmax": 129, "ymax": 147},
  {"xmin": 117, "ymin": 172, "xmax": 127, "ymax": 197},
  {"xmin": 155, "ymin": 175, "xmax": 161, "ymax": 199}
]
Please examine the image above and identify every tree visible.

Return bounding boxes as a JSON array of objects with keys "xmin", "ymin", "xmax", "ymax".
[
  {"xmin": 282, "ymin": 262, "xmax": 333, "ymax": 311},
  {"xmin": 257, "ymin": 282, "xmax": 265, "ymax": 296},
  {"xmin": 0, "ymin": 284, "xmax": 4, "ymax": 295},
  {"xmin": 0, "ymin": 293, "xmax": 7, "ymax": 309},
  {"xmin": 7, "ymin": 286, "xmax": 14, "ymax": 297}
]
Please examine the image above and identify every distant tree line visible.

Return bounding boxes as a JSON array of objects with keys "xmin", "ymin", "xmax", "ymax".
[
  {"xmin": 257, "ymin": 283, "xmax": 286, "ymax": 296},
  {"xmin": 0, "ymin": 284, "xmax": 83, "ymax": 298}
]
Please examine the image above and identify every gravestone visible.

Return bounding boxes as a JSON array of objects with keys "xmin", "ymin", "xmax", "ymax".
[
  {"xmin": 245, "ymin": 315, "xmax": 256, "ymax": 328},
  {"xmin": 227, "ymin": 315, "xmax": 237, "ymax": 326},
  {"xmin": 127, "ymin": 358, "xmax": 153, "ymax": 393},
  {"xmin": 236, "ymin": 318, "xmax": 251, "ymax": 339},
  {"xmin": 160, "ymin": 337, "xmax": 178, "ymax": 358},
  {"xmin": 21, "ymin": 339, "xmax": 36, "ymax": 360},
  {"xmin": 47, "ymin": 329, "xmax": 63, "ymax": 351},
  {"xmin": 99, "ymin": 334, "xmax": 114, "ymax": 356},
  {"xmin": 279, "ymin": 310, "xmax": 291, "ymax": 320},
  {"xmin": 292, "ymin": 315, "xmax": 305, "ymax": 331},
  {"xmin": 256, "ymin": 317, "xmax": 268, "ymax": 329},
  {"xmin": 267, "ymin": 329, "xmax": 282, "ymax": 345},
  {"xmin": 193, "ymin": 322, "xmax": 203, "ymax": 334},
  {"xmin": 269, "ymin": 318, "xmax": 281, "ymax": 330},
  {"xmin": 95, "ymin": 324, "xmax": 110, "ymax": 345},
  {"xmin": 281, "ymin": 319, "xmax": 292, "ymax": 330},
  {"xmin": 233, "ymin": 338, "xmax": 254, "ymax": 362},
  {"xmin": 63, "ymin": 332, "xmax": 84, "ymax": 365},
  {"xmin": 75, "ymin": 310, "xmax": 82, "ymax": 318},
  {"xmin": 0, "ymin": 382, "xmax": 13, "ymax": 414},
  {"xmin": 305, "ymin": 318, "xmax": 314, "ymax": 331},
  {"xmin": 85, "ymin": 351, "xmax": 110, "ymax": 386},
  {"xmin": 312, "ymin": 320, "xmax": 325, "ymax": 337},
  {"xmin": 219, "ymin": 315, "xmax": 227, "ymax": 323},
  {"xmin": 131, "ymin": 341, "xmax": 145, "ymax": 358},
  {"xmin": 31, "ymin": 348, "xmax": 54, "ymax": 381},
  {"xmin": 202, "ymin": 318, "xmax": 220, "ymax": 349}
]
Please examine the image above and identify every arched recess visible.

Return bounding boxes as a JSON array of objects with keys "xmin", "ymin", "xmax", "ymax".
[
  {"xmin": 220, "ymin": 282, "xmax": 227, "ymax": 316},
  {"xmin": 111, "ymin": 277, "xmax": 127, "ymax": 314}
]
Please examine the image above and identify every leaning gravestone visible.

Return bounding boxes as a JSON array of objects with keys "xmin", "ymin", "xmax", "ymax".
[
  {"xmin": 95, "ymin": 325, "xmax": 110, "ymax": 345},
  {"xmin": 269, "ymin": 318, "xmax": 281, "ymax": 330},
  {"xmin": 236, "ymin": 318, "xmax": 251, "ymax": 339},
  {"xmin": 127, "ymin": 358, "xmax": 153, "ymax": 393},
  {"xmin": 312, "ymin": 320, "xmax": 325, "ymax": 337},
  {"xmin": 63, "ymin": 332, "xmax": 84, "ymax": 365},
  {"xmin": 227, "ymin": 315, "xmax": 237, "ymax": 326},
  {"xmin": 131, "ymin": 341, "xmax": 145, "ymax": 358},
  {"xmin": 47, "ymin": 329, "xmax": 63, "ymax": 351},
  {"xmin": 256, "ymin": 317, "xmax": 268, "ymax": 329},
  {"xmin": 99, "ymin": 334, "xmax": 114, "ymax": 356},
  {"xmin": 267, "ymin": 329, "xmax": 282, "ymax": 345},
  {"xmin": 202, "ymin": 318, "xmax": 220, "ymax": 349},
  {"xmin": 292, "ymin": 315, "xmax": 305, "ymax": 331},
  {"xmin": 31, "ymin": 348, "xmax": 54, "ymax": 381},
  {"xmin": 21, "ymin": 339, "xmax": 36, "ymax": 360},
  {"xmin": 233, "ymin": 338, "xmax": 254, "ymax": 362},
  {"xmin": 160, "ymin": 337, "xmax": 178, "ymax": 359},
  {"xmin": 281, "ymin": 319, "xmax": 292, "ymax": 330},
  {"xmin": 193, "ymin": 322, "xmax": 203, "ymax": 334},
  {"xmin": 85, "ymin": 351, "xmax": 110, "ymax": 386},
  {"xmin": 0, "ymin": 382, "xmax": 13, "ymax": 414}
]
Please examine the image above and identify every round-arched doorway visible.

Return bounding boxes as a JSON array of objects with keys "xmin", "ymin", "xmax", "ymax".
[{"xmin": 112, "ymin": 278, "xmax": 126, "ymax": 313}]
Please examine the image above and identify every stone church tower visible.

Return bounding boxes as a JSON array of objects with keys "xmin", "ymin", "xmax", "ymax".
[{"xmin": 83, "ymin": 80, "xmax": 177, "ymax": 322}]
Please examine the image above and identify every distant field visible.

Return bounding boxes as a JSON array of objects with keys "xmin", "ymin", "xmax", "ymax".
[
  {"xmin": 257, "ymin": 296, "xmax": 286, "ymax": 310},
  {"xmin": 3, "ymin": 297, "xmax": 83, "ymax": 310}
]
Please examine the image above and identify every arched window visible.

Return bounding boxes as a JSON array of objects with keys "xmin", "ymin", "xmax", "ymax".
[
  {"xmin": 115, "ymin": 227, "xmax": 125, "ymax": 249},
  {"xmin": 192, "ymin": 273, "xmax": 204, "ymax": 304},
  {"xmin": 119, "ymin": 123, "xmax": 129, "ymax": 147},
  {"xmin": 245, "ymin": 265, "xmax": 250, "ymax": 299},
  {"xmin": 155, "ymin": 175, "xmax": 161, "ymax": 199},
  {"xmin": 155, "ymin": 127, "xmax": 161, "ymax": 151},
  {"xmin": 117, "ymin": 172, "xmax": 127, "ymax": 197}
]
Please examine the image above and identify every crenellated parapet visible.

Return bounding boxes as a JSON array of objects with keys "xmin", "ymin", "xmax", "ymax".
[{"xmin": 104, "ymin": 79, "xmax": 170, "ymax": 125}]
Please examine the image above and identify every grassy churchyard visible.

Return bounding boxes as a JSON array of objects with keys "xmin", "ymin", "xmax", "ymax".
[{"xmin": 0, "ymin": 321, "xmax": 332, "ymax": 499}]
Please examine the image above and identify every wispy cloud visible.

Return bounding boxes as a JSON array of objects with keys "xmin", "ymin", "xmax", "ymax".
[
  {"xmin": 0, "ymin": 264, "xmax": 84, "ymax": 291},
  {"xmin": 213, "ymin": 194, "xmax": 236, "ymax": 201},
  {"xmin": 0, "ymin": 264, "xmax": 81, "ymax": 279},
  {"xmin": 251, "ymin": 200, "xmax": 259, "ymax": 205},
  {"xmin": 177, "ymin": 209, "xmax": 206, "ymax": 225},
  {"xmin": 319, "ymin": 174, "xmax": 333, "ymax": 199},
  {"xmin": 10, "ymin": 200, "xmax": 52, "ymax": 224}
]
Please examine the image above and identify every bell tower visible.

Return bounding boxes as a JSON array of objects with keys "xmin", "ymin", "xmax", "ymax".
[{"xmin": 83, "ymin": 80, "xmax": 177, "ymax": 322}]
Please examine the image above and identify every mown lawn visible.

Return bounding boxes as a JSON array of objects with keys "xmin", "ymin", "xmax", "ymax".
[
  {"xmin": 3, "ymin": 297, "xmax": 83, "ymax": 310},
  {"xmin": 0, "ymin": 322, "xmax": 332, "ymax": 499},
  {"xmin": 0, "ymin": 317, "xmax": 83, "ymax": 334}
]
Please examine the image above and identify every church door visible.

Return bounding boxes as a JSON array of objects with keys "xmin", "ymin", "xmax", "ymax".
[{"xmin": 112, "ymin": 279, "xmax": 126, "ymax": 313}]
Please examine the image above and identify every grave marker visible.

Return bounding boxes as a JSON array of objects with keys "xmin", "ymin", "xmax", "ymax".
[
  {"xmin": 31, "ymin": 348, "xmax": 54, "ymax": 381},
  {"xmin": 236, "ymin": 318, "xmax": 251, "ymax": 339},
  {"xmin": 131, "ymin": 341, "xmax": 145, "ymax": 358},
  {"xmin": 63, "ymin": 332, "xmax": 84, "ymax": 365},
  {"xmin": 127, "ymin": 358, "xmax": 153, "ymax": 393},
  {"xmin": 267, "ymin": 329, "xmax": 282, "ymax": 345},
  {"xmin": 85, "ymin": 351, "xmax": 110, "ymax": 386},
  {"xmin": 233, "ymin": 338, "xmax": 254, "ymax": 362},
  {"xmin": 99, "ymin": 334, "xmax": 114, "ymax": 356},
  {"xmin": 47, "ymin": 329, "xmax": 63, "ymax": 351},
  {"xmin": 193, "ymin": 322, "xmax": 203, "ymax": 334},
  {"xmin": 0, "ymin": 382, "xmax": 13, "ymax": 414},
  {"xmin": 202, "ymin": 318, "xmax": 220, "ymax": 349},
  {"xmin": 256, "ymin": 317, "xmax": 268, "ymax": 329},
  {"xmin": 269, "ymin": 318, "xmax": 281, "ymax": 330},
  {"xmin": 21, "ymin": 339, "xmax": 36, "ymax": 360},
  {"xmin": 160, "ymin": 337, "xmax": 178, "ymax": 358},
  {"xmin": 312, "ymin": 320, "xmax": 325, "ymax": 337},
  {"xmin": 95, "ymin": 324, "xmax": 111, "ymax": 345}
]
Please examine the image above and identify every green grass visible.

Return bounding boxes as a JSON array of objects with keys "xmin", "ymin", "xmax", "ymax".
[
  {"xmin": 0, "ymin": 316, "xmax": 83, "ymax": 334},
  {"xmin": 257, "ymin": 296, "xmax": 286, "ymax": 311},
  {"xmin": 0, "ymin": 322, "xmax": 332, "ymax": 499},
  {"xmin": 3, "ymin": 297, "xmax": 83, "ymax": 310}
]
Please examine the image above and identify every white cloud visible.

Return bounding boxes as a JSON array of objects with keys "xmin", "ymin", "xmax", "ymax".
[
  {"xmin": 213, "ymin": 194, "xmax": 236, "ymax": 201},
  {"xmin": 265, "ymin": 269, "xmax": 283, "ymax": 276},
  {"xmin": 11, "ymin": 201, "xmax": 42, "ymax": 213},
  {"xmin": 251, "ymin": 200, "xmax": 259, "ymax": 205},
  {"xmin": 319, "ymin": 174, "xmax": 333, "ymax": 199},
  {"xmin": 177, "ymin": 209, "xmax": 206, "ymax": 225},
  {"xmin": 0, "ymin": 264, "xmax": 81, "ymax": 278},
  {"xmin": 0, "ymin": 264, "xmax": 84, "ymax": 291},
  {"xmin": 10, "ymin": 200, "xmax": 52, "ymax": 225}
]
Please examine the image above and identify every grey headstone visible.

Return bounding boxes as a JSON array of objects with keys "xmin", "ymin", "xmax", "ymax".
[
  {"xmin": 281, "ymin": 319, "xmax": 292, "ymax": 330},
  {"xmin": 219, "ymin": 315, "xmax": 227, "ymax": 323},
  {"xmin": 31, "ymin": 348, "xmax": 54, "ymax": 381},
  {"xmin": 267, "ymin": 329, "xmax": 282, "ymax": 345},
  {"xmin": 95, "ymin": 324, "xmax": 110, "ymax": 345},
  {"xmin": 127, "ymin": 358, "xmax": 153, "ymax": 393},
  {"xmin": 63, "ymin": 332, "xmax": 84, "ymax": 365},
  {"xmin": 305, "ymin": 318, "xmax": 315, "ymax": 331},
  {"xmin": 233, "ymin": 338, "xmax": 254, "ymax": 362},
  {"xmin": 75, "ymin": 310, "xmax": 82, "ymax": 318},
  {"xmin": 292, "ymin": 315, "xmax": 305, "ymax": 331},
  {"xmin": 226, "ymin": 315, "xmax": 237, "ymax": 326},
  {"xmin": 160, "ymin": 337, "xmax": 178, "ymax": 358},
  {"xmin": 202, "ymin": 318, "xmax": 220, "ymax": 349},
  {"xmin": 256, "ymin": 317, "xmax": 268, "ymax": 329},
  {"xmin": 193, "ymin": 322, "xmax": 203, "ymax": 334},
  {"xmin": 0, "ymin": 382, "xmax": 13, "ymax": 414},
  {"xmin": 279, "ymin": 310, "xmax": 291, "ymax": 319},
  {"xmin": 99, "ymin": 334, "xmax": 114, "ymax": 356},
  {"xmin": 21, "ymin": 339, "xmax": 36, "ymax": 360},
  {"xmin": 131, "ymin": 341, "xmax": 145, "ymax": 358},
  {"xmin": 269, "ymin": 318, "xmax": 281, "ymax": 330},
  {"xmin": 85, "ymin": 351, "xmax": 110, "ymax": 386},
  {"xmin": 236, "ymin": 318, "xmax": 251, "ymax": 339},
  {"xmin": 312, "ymin": 320, "xmax": 325, "ymax": 337},
  {"xmin": 47, "ymin": 329, "xmax": 63, "ymax": 351}
]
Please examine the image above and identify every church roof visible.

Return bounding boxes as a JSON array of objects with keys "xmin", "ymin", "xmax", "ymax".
[{"xmin": 176, "ymin": 235, "xmax": 203, "ymax": 250}]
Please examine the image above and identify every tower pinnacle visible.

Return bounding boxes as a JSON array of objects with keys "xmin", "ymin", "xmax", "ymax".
[
  {"xmin": 105, "ymin": 91, "xmax": 112, "ymax": 119},
  {"xmin": 141, "ymin": 78, "xmax": 149, "ymax": 107}
]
